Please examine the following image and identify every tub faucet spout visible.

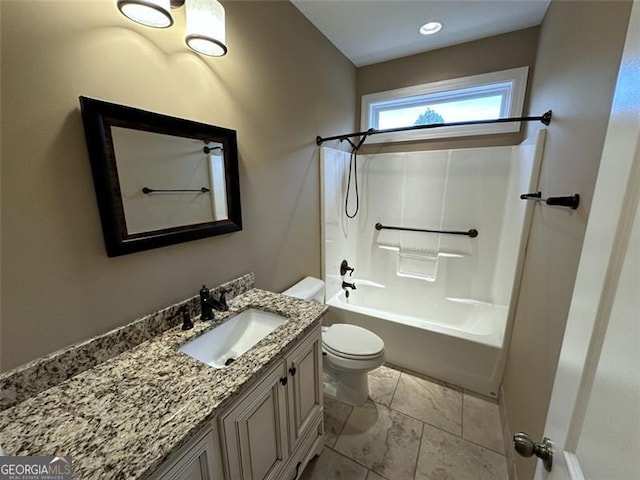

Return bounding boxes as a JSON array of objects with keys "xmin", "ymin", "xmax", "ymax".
[
  {"xmin": 342, "ymin": 281, "xmax": 356, "ymax": 291},
  {"xmin": 342, "ymin": 280, "xmax": 356, "ymax": 299}
]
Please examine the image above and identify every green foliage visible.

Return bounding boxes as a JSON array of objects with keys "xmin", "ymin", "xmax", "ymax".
[{"xmin": 414, "ymin": 108, "xmax": 444, "ymax": 126}]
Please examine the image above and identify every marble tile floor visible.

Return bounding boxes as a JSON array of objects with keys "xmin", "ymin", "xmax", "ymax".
[{"xmin": 301, "ymin": 365, "xmax": 508, "ymax": 480}]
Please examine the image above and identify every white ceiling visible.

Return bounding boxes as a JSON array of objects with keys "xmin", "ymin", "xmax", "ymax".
[{"xmin": 291, "ymin": 0, "xmax": 551, "ymax": 67}]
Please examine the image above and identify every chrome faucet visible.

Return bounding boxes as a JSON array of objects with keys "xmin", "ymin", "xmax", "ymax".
[{"xmin": 200, "ymin": 285, "xmax": 229, "ymax": 320}]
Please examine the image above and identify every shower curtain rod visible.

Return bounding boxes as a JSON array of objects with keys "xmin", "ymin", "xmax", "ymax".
[{"xmin": 315, "ymin": 110, "xmax": 552, "ymax": 146}]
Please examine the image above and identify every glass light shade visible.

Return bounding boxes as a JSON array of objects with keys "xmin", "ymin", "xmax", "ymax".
[
  {"xmin": 185, "ymin": 0, "xmax": 227, "ymax": 57},
  {"xmin": 117, "ymin": 0, "xmax": 173, "ymax": 28}
]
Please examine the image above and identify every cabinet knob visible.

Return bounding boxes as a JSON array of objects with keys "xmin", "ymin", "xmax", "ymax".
[
  {"xmin": 289, "ymin": 366, "xmax": 297, "ymax": 376},
  {"xmin": 280, "ymin": 376, "xmax": 288, "ymax": 386}
]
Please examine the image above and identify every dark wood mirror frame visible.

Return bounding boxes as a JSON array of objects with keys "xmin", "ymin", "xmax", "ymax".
[{"xmin": 80, "ymin": 96, "xmax": 242, "ymax": 257}]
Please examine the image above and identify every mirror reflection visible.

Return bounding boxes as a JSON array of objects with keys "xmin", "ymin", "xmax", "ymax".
[
  {"xmin": 111, "ymin": 128, "xmax": 228, "ymax": 234},
  {"xmin": 80, "ymin": 96, "xmax": 242, "ymax": 257}
]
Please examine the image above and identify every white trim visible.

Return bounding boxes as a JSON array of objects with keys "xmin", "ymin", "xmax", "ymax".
[
  {"xmin": 564, "ymin": 452, "xmax": 586, "ymax": 480},
  {"xmin": 498, "ymin": 384, "xmax": 519, "ymax": 480},
  {"xmin": 361, "ymin": 66, "xmax": 529, "ymax": 143}
]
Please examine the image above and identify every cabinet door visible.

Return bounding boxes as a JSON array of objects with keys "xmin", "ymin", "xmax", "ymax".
[
  {"xmin": 220, "ymin": 364, "xmax": 289, "ymax": 480},
  {"xmin": 170, "ymin": 457, "xmax": 209, "ymax": 480},
  {"xmin": 286, "ymin": 326, "xmax": 323, "ymax": 452},
  {"xmin": 155, "ymin": 429, "xmax": 219, "ymax": 480}
]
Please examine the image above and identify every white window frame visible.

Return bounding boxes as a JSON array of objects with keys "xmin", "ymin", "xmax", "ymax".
[{"xmin": 361, "ymin": 66, "xmax": 529, "ymax": 143}]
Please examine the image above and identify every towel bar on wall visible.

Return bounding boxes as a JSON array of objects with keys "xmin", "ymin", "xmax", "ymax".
[
  {"xmin": 375, "ymin": 223, "xmax": 479, "ymax": 238},
  {"xmin": 203, "ymin": 145, "xmax": 223, "ymax": 154},
  {"xmin": 520, "ymin": 192, "xmax": 580, "ymax": 209},
  {"xmin": 142, "ymin": 187, "xmax": 211, "ymax": 194}
]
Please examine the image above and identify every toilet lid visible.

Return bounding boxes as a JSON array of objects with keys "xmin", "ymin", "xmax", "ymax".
[{"xmin": 323, "ymin": 324, "xmax": 384, "ymax": 358}]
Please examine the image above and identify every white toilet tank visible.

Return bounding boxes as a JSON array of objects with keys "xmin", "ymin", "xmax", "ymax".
[{"xmin": 282, "ymin": 276, "xmax": 325, "ymax": 303}]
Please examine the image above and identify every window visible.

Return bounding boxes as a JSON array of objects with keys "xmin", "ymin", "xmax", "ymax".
[{"xmin": 361, "ymin": 67, "xmax": 529, "ymax": 143}]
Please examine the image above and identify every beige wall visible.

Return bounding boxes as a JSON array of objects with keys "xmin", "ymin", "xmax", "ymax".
[
  {"xmin": 502, "ymin": 2, "xmax": 632, "ymax": 479},
  {"xmin": 0, "ymin": 1, "xmax": 356, "ymax": 371},
  {"xmin": 356, "ymin": 27, "xmax": 540, "ymax": 153}
]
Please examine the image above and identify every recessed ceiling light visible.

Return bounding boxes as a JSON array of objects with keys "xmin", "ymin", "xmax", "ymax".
[{"xmin": 419, "ymin": 21, "xmax": 442, "ymax": 36}]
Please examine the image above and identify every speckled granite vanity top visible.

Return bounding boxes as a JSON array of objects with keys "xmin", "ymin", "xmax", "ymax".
[{"xmin": 0, "ymin": 288, "xmax": 327, "ymax": 480}]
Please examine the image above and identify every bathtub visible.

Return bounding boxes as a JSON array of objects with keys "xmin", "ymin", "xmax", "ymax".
[{"xmin": 325, "ymin": 284, "xmax": 507, "ymax": 397}]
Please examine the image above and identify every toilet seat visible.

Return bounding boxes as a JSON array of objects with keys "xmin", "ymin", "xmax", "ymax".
[
  {"xmin": 323, "ymin": 343, "xmax": 383, "ymax": 361},
  {"xmin": 322, "ymin": 324, "xmax": 384, "ymax": 360}
]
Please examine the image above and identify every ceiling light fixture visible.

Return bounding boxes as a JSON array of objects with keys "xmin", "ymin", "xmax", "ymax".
[
  {"xmin": 185, "ymin": 0, "xmax": 227, "ymax": 57},
  {"xmin": 419, "ymin": 21, "xmax": 443, "ymax": 36},
  {"xmin": 116, "ymin": 0, "xmax": 175, "ymax": 28},
  {"xmin": 116, "ymin": 0, "xmax": 227, "ymax": 57}
]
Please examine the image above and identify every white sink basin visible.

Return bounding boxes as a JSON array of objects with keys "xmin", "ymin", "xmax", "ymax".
[{"xmin": 179, "ymin": 309, "xmax": 287, "ymax": 368}]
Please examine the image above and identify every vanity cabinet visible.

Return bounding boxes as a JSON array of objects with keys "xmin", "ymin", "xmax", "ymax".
[
  {"xmin": 151, "ymin": 324, "xmax": 323, "ymax": 480},
  {"xmin": 152, "ymin": 428, "xmax": 222, "ymax": 480},
  {"xmin": 285, "ymin": 328, "xmax": 323, "ymax": 453},
  {"xmin": 219, "ymin": 325, "xmax": 323, "ymax": 480}
]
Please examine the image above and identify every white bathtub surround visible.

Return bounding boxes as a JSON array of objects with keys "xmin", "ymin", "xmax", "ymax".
[
  {"xmin": 320, "ymin": 147, "xmax": 356, "ymax": 293},
  {"xmin": 320, "ymin": 131, "xmax": 546, "ymax": 396},
  {"xmin": 374, "ymin": 151, "xmax": 450, "ymax": 281}
]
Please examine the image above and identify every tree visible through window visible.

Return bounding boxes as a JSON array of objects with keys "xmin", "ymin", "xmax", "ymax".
[
  {"xmin": 361, "ymin": 67, "xmax": 529, "ymax": 143},
  {"xmin": 414, "ymin": 108, "xmax": 445, "ymax": 126}
]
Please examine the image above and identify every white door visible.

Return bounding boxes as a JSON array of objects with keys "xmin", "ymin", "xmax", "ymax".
[{"xmin": 524, "ymin": 2, "xmax": 640, "ymax": 478}]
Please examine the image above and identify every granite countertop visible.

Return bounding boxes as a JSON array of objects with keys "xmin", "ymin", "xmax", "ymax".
[{"xmin": 0, "ymin": 288, "xmax": 327, "ymax": 480}]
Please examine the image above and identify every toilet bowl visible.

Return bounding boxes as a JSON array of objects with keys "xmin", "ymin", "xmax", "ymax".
[{"xmin": 282, "ymin": 277, "xmax": 385, "ymax": 406}]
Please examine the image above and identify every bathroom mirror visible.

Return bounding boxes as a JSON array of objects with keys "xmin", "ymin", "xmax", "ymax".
[{"xmin": 80, "ymin": 96, "xmax": 242, "ymax": 257}]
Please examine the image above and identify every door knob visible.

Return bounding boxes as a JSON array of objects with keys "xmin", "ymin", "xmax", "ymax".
[{"xmin": 513, "ymin": 432, "xmax": 553, "ymax": 472}]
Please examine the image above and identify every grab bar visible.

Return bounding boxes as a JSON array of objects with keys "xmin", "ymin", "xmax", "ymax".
[
  {"xmin": 142, "ymin": 187, "xmax": 210, "ymax": 194},
  {"xmin": 375, "ymin": 223, "xmax": 478, "ymax": 238}
]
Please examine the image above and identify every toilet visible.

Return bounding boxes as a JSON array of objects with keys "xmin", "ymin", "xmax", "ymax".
[{"xmin": 282, "ymin": 277, "xmax": 385, "ymax": 406}]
